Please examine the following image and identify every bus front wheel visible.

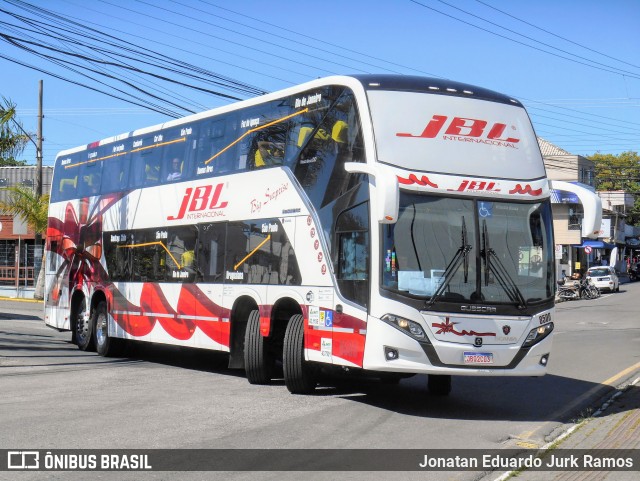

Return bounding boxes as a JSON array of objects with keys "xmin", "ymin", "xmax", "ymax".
[
  {"xmin": 283, "ymin": 314, "xmax": 317, "ymax": 394},
  {"xmin": 244, "ymin": 310, "xmax": 274, "ymax": 384}
]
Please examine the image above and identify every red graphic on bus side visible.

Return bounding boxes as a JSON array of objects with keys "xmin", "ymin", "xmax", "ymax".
[
  {"xmin": 509, "ymin": 184, "xmax": 543, "ymax": 196},
  {"xmin": 397, "ymin": 174, "xmax": 439, "ymax": 188}
]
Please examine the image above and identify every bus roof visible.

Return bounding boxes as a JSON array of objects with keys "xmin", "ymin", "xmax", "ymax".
[
  {"xmin": 54, "ymin": 74, "xmax": 523, "ymax": 158},
  {"xmin": 351, "ymin": 74, "xmax": 523, "ymax": 107}
]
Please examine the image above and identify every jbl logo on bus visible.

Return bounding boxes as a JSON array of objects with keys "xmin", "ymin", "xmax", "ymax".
[
  {"xmin": 397, "ymin": 115, "xmax": 520, "ymax": 143},
  {"xmin": 167, "ymin": 183, "xmax": 228, "ymax": 221}
]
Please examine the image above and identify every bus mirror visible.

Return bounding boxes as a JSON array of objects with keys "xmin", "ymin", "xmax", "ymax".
[
  {"xmin": 344, "ymin": 162, "xmax": 399, "ymax": 224},
  {"xmin": 549, "ymin": 180, "xmax": 602, "ymax": 239}
]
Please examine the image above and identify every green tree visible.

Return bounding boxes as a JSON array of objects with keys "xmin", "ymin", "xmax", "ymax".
[
  {"xmin": 0, "ymin": 184, "xmax": 49, "ymax": 233},
  {"xmin": 0, "ymin": 97, "xmax": 29, "ymax": 166},
  {"xmin": 588, "ymin": 151, "xmax": 640, "ymax": 226},
  {"xmin": 0, "ymin": 185, "xmax": 49, "ymax": 299}
]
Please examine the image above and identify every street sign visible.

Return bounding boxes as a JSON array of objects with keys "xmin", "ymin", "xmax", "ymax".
[{"xmin": 584, "ymin": 246, "xmax": 593, "ymax": 254}]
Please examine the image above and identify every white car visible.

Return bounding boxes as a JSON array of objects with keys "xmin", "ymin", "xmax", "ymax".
[{"xmin": 586, "ymin": 266, "xmax": 620, "ymax": 292}]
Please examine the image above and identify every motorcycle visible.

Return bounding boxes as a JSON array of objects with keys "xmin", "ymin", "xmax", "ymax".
[{"xmin": 556, "ymin": 277, "xmax": 600, "ymax": 301}]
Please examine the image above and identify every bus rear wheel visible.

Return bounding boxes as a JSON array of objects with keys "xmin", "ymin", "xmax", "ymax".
[
  {"xmin": 283, "ymin": 314, "xmax": 317, "ymax": 394},
  {"xmin": 428, "ymin": 374, "xmax": 452, "ymax": 396},
  {"xmin": 93, "ymin": 301, "xmax": 123, "ymax": 357},
  {"xmin": 74, "ymin": 297, "xmax": 94, "ymax": 352},
  {"xmin": 244, "ymin": 310, "xmax": 274, "ymax": 384}
]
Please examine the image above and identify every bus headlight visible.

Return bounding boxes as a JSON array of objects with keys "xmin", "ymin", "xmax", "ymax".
[
  {"xmin": 522, "ymin": 322, "xmax": 554, "ymax": 348},
  {"xmin": 381, "ymin": 314, "xmax": 428, "ymax": 342}
]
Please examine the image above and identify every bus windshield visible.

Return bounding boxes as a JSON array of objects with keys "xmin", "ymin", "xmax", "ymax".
[{"xmin": 381, "ymin": 193, "xmax": 555, "ymax": 306}]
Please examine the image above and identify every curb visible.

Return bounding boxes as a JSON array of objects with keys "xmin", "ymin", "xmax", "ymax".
[
  {"xmin": 492, "ymin": 374, "xmax": 640, "ymax": 481},
  {"xmin": 0, "ymin": 296, "xmax": 43, "ymax": 303}
]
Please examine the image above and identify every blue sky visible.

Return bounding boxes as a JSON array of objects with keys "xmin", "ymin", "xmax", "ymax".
[{"xmin": 1, "ymin": 0, "xmax": 638, "ymax": 167}]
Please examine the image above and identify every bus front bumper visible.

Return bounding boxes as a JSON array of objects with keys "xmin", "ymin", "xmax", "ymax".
[{"xmin": 361, "ymin": 316, "xmax": 552, "ymax": 377}]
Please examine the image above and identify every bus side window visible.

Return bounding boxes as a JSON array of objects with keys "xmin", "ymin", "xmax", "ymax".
[
  {"xmin": 335, "ymin": 202, "xmax": 370, "ymax": 308},
  {"xmin": 78, "ymin": 161, "xmax": 102, "ymax": 197},
  {"xmin": 197, "ymin": 223, "xmax": 227, "ymax": 283},
  {"xmin": 195, "ymin": 119, "xmax": 235, "ymax": 177},
  {"xmin": 250, "ymin": 127, "xmax": 287, "ymax": 169},
  {"xmin": 103, "ymin": 232, "xmax": 133, "ymax": 282},
  {"xmin": 57, "ymin": 176, "xmax": 77, "ymax": 200},
  {"xmin": 160, "ymin": 127, "xmax": 194, "ymax": 183},
  {"xmin": 144, "ymin": 155, "xmax": 160, "ymax": 185},
  {"xmin": 130, "ymin": 148, "xmax": 160, "ymax": 188},
  {"xmin": 166, "ymin": 227, "xmax": 197, "ymax": 282},
  {"xmin": 101, "ymin": 154, "xmax": 130, "ymax": 193}
]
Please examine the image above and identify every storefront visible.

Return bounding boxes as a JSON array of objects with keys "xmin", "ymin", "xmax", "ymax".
[{"xmin": 571, "ymin": 239, "xmax": 617, "ymax": 276}]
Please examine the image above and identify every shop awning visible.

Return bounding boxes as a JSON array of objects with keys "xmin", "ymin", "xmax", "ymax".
[{"xmin": 573, "ymin": 240, "xmax": 616, "ymax": 249}]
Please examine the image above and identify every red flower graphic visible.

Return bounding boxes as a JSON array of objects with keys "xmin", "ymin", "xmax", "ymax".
[
  {"xmin": 46, "ymin": 194, "xmax": 123, "ymax": 305},
  {"xmin": 432, "ymin": 317, "xmax": 496, "ymax": 337}
]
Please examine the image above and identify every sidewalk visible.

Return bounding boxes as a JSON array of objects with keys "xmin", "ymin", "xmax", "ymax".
[{"xmin": 495, "ymin": 375, "xmax": 640, "ymax": 480}]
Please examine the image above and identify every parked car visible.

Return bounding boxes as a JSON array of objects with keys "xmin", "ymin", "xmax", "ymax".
[{"xmin": 586, "ymin": 266, "xmax": 620, "ymax": 292}]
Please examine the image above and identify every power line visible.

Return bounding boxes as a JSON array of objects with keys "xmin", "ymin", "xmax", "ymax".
[
  {"xmin": 95, "ymin": 0, "xmax": 342, "ymax": 77},
  {"xmin": 409, "ymin": 0, "xmax": 640, "ymax": 80},
  {"xmin": 0, "ymin": 51, "xmax": 183, "ymax": 117},
  {"xmin": 198, "ymin": 0, "xmax": 444, "ymax": 78},
  {"xmin": 474, "ymin": 0, "xmax": 640, "ymax": 71},
  {"xmin": 2, "ymin": 0, "xmax": 269, "ymax": 108},
  {"xmin": 56, "ymin": 0, "xmax": 303, "ymax": 85}
]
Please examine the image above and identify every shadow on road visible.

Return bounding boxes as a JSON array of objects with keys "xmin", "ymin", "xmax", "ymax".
[
  {"xmin": 322, "ymin": 373, "xmax": 637, "ymax": 423},
  {"xmin": 0, "ymin": 312, "xmax": 43, "ymax": 321},
  {"xmin": 1, "ymin": 320, "xmax": 637, "ymax": 426},
  {"xmin": 120, "ymin": 342, "xmax": 639, "ymax": 426}
]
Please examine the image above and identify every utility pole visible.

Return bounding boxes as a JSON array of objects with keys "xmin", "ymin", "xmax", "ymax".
[
  {"xmin": 34, "ymin": 79, "xmax": 43, "ymax": 288},
  {"xmin": 37, "ymin": 79, "xmax": 43, "ymax": 199}
]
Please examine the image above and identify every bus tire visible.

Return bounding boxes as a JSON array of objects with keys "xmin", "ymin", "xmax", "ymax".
[
  {"xmin": 283, "ymin": 314, "xmax": 317, "ymax": 394},
  {"xmin": 428, "ymin": 374, "xmax": 451, "ymax": 396},
  {"xmin": 244, "ymin": 310, "xmax": 274, "ymax": 384},
  {"xmin": 74, "ymin": 297, "xmax": 94, "ymax": 352},
  {"xmin": 93, "ymin": 301, "xmax": 123, "ymax": 357}
]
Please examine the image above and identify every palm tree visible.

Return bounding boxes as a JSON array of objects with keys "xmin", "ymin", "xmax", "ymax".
[
  {"xmin": 1, "ymin": 97, "xmax": 30, "ymax": 165},
  {"xmin": 0, "ymin": 185, "xmax": 49, "ymax": 299}
]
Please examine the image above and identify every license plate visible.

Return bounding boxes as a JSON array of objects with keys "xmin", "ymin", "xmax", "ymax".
[{"xmin": 463, "ymin": 351, "xmax": 494, "ymax": 364}]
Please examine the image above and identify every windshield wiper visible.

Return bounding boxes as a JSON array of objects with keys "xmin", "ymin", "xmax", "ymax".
[
  {"xmin": 425, "ymin": 216, "xmax": 472, "ymax": 308},
  {"xmin": 482, "ymin": 220, "xmax": 527, "ymax": 309}
]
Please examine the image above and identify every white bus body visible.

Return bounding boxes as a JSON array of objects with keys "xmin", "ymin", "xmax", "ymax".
[{"xmin": 45, "ymin": 75, "xmax": 601, "ymax": 394}]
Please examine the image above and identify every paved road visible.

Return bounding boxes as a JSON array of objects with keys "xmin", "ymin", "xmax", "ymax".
[{"xmin": 0, "ymin": 284, "xmax": 638, "ymax": 481}]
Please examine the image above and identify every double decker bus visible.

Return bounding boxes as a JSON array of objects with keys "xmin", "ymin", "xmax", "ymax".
[{"xmin": 45, "ymin": 75, "xmax": 601, "ymax": 395}]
